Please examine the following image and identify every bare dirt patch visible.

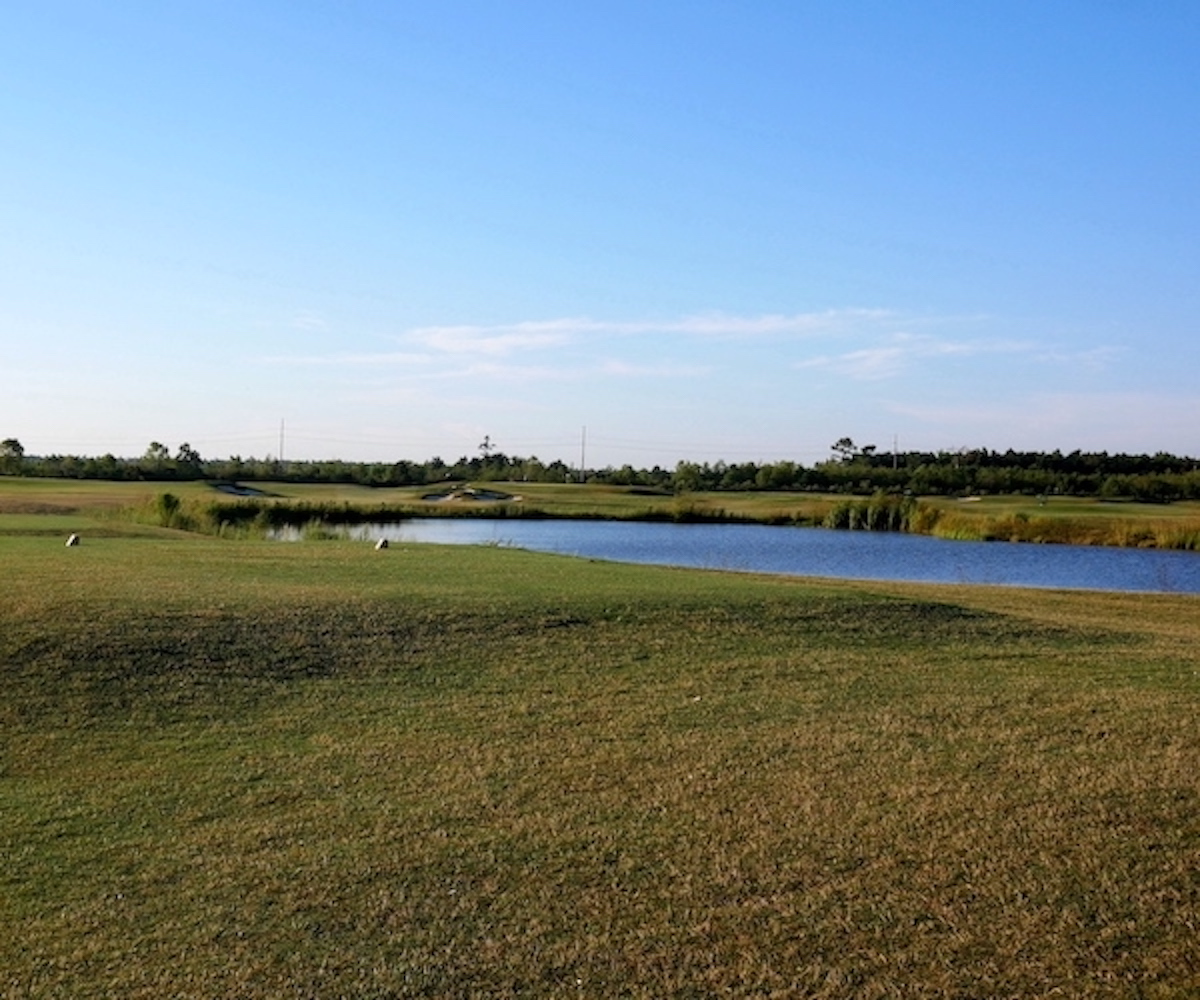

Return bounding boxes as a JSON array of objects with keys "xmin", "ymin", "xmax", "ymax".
[{"xmin": 0, "ymin": 501, "xmax": 78, "ymax": 515}]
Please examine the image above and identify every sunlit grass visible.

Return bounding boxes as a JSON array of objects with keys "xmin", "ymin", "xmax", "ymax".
[
  {"xmin": 923, "ymin": 497, "xmax": 1200, "ymax": 549},
  {"xmin": 242, "ymin": 480, "xmax": 840, "ymax": 523},
  {"xmin": 0, "ymin": 477, "xmax": 200, "ymax": 510},
  {"xmin": 3, "ymin": 532, "xmax": 1199, "ymax": 996}
]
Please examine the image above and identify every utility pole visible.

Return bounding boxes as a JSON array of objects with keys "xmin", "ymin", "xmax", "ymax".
[
  {"xmin": 279, "ymin": 419, "xmax": 285, "ymax": 464},
  {"xmin": 579, "ymin": 426, "xmax": 587, "ymax": 482}
]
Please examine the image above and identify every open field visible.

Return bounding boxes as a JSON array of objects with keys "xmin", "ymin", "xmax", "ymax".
[{"xmin": 3, "ymin": 526, "xmax": 1200, "ymax": 997}]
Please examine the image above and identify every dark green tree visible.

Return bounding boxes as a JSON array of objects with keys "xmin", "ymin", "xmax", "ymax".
[
  {"xmin": 175, "ymin": 443, "xmax": 203, "ymax": 478},
  {"xmin": 0, "ymin": 438, "xmax": 25, "ymax": 475},
  {"xmin": 831, "ymin": 437, "xmax": 857, "ymax": 462}
]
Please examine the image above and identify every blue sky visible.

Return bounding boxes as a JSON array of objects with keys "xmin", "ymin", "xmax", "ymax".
[{"xmin": 3, "ymin": 2, "xmax": 1197, "ymax": 467}]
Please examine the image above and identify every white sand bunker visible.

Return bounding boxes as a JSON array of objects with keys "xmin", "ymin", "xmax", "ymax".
[
  {"xmin": 213, "ymin": 483, "xmax": 272, "ymax": 497},
  {"xmin": 421, "ymin": 487, "xmax": 519, "ymax": 503}
]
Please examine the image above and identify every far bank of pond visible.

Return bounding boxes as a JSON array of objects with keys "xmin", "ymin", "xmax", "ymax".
[
  {"xmin": 281, "ymin": 519, "xmax": 1200, "ymax": 594},
  {"xmin": 203, "ymin": 487, "xmax": 1200, "ymax": 551}
]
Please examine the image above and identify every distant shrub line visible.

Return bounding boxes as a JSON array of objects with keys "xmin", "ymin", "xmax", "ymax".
[{"xmin": 4, "ymin": 441, "xmax": 1200, "ymax": 501}]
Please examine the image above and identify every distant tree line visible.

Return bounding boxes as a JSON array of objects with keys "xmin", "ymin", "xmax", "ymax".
[
  {"xmin": 2, "ymin": 437, "xmax": 1199, "ymax": 502},
  {"xmin": 661, "ymin": 440, "xmax": 1200, "ymax": 502}
]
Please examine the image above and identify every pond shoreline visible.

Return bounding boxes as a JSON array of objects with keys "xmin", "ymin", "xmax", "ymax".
[
  {"xmin": 274, "ymin": 517, "xmax": 1200, "ymax": 594},
  {"xmin": 207, "ymin": 493, "xmax": 1200, "ymax": 553}
]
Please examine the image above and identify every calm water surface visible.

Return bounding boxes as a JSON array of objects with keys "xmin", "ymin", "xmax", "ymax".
[{"xmin": 337, "ymin": 519, "xmax": 1200, "ymax": 594}]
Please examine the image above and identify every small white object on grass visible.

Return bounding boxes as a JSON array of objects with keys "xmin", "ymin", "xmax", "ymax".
[
  {"xmin": 65, "ymin": 534, "xmax": 80, "ymax": 547},
  {"xmin": 375, "ymin": 538, "xmax": 389, "ymax": 550}
]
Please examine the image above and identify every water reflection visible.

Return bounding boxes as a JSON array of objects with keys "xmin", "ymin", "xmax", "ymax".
[{"xmin": 296, "ymin": 519, "xmax": 1200, "ymax": 594}]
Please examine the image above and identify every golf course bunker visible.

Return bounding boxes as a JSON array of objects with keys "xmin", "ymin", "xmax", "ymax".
[
  {"xmin": 212, "ymin": 483, "xmax": 273, "ymax": 497},
  {"xmin": 421, "ymin": 487, "xmax": 519, "ymax": 503}
]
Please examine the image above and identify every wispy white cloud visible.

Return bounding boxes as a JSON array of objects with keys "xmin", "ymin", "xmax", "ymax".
[
  {"xmin": 290, "ymin": 311, "xmax": 329, "ymax": 331},
  {"xmin": 599, "ymin": 359, "xmax": 712, "ymax": 378},
  {"xmin": 403, "ymin": 309, "xmax": 895, "ymax": 354},
  {"xmin": 262, "ymin": 309, "xmax": 902, "ymax": 374},
  {"xmin": 794, "ymin": 332, "xmax": 1108, "ymax": 380},
  {"xmin": 428, "ymin": 358, "xmax": 712, "ymax": 382},
  {"xmin": 261, "ymin": 311, "xmax": 1126, "ymax": 407},
  {"xmin": 1034, "ymin": 345, "xmax": 1124, "ymax": 371},
  {"xmin": 799, "ymin": 345, "xmax": 908, "ymax": 380},
  {"xmin": 622, "ymin": 309, "xmax": 895, "ymax": 338},
  {"xmin": 270, "ymin": 311, "xmax": 1112, "ymax": 397},
  {"xmin": 263, "ymin": 351, "xmax": 434, "ymax": 367},
  {"xmin": 260, "ymin": 349, "xmax": 710, "ymax": 384},
  {"xmin": 445, "ymin": 361, "xmax": 576, "ymax": 381},
  {"xmin": 410, "ymin": 324, "xmax": 574, "ymax": 356}
]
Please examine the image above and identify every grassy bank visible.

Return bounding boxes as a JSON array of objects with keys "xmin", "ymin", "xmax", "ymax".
[
  {"xmin": 3, "ymin": 531, "xmax": 1199, "ymax": 996},
  {"xmin": 920, "ymin": 495, "xmax": 1200, "ymax": 550}
]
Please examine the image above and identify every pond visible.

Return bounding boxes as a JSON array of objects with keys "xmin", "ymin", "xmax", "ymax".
[{"xmin": 313, "ymin": 519, "xmax": 1200, "ymax": 594}]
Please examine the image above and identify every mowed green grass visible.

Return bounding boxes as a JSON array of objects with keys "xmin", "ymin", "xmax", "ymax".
[
  {"xmin": 3, "ymin": 532, "xmax": 1200, "ymax": 997},
  {"xmin": 0, "ymin": 477, "xmax": 188, "ymax": 510},
  {"xmin": 926, "ymin": 494, "xmax": 1200, "ymax": 520},
  {"xmin": 921, "ymin": 496, "xmax": 1200, "ymax": 548},
  {"xmin": 233, "ymin": 479, "xmax": 840, "ymax": 522},
  {"xmin": 0, "ymin": 479, "xmax": 210, "ymax": 540},
  {"xmin": 0, "ymin": 472, "xmax": 840, "ymax": 523}
]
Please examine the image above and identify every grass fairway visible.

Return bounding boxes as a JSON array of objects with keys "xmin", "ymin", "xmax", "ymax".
[
  {"xmin": 3, "ymin": 533, "xmax": 1200, "ymax": 997},
  {"xmin": 922, "ymin": 495, "xmax": 1200, "ymax": 549},
  {"xmin": 227, "ymin": 479, "xmax": 843, "ymax": 524}
]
